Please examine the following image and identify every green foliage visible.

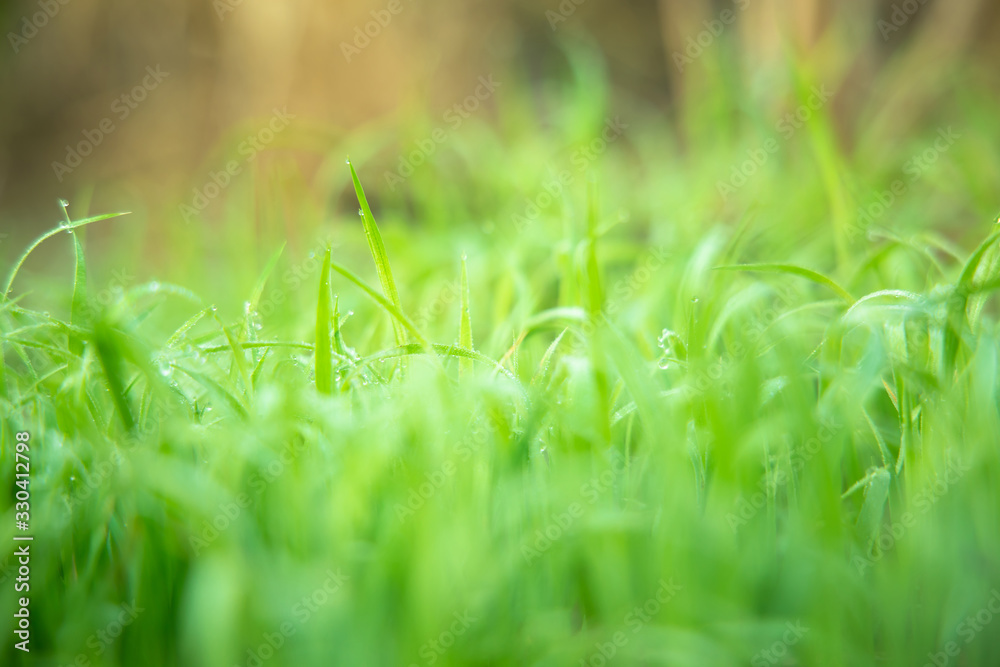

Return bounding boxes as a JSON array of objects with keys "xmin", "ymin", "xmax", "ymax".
[{"xmin": 2, "ymin": 69, "xmax": 1000, "ymax": 667}]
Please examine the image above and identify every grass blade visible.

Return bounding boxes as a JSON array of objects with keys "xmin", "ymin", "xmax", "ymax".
[
  {"xmin": 855, "ymin": 467, "xmax": 891, "ymax": 553},
  {"xmin": 347, "ymin": 158, "xmax": 406, "ymax": 345},
  {"xmin": 167, "ymin": 306, "xmax": 215, "ymax": 349},
  {"xmin": 249, "ymin": 241, "xmax": 286, "ymax": 313},
  {"xmin": 328, "ymin": 258, "xmax": 429, "ymax": 349},
  {"xmin": 944, "ymin": 227, "xmax": 1000, "ymax": 374},
  {"xmin": 459, "ymin": 255, "xmax": 473, "ymax": 377},
  {"xmin": 3, "ymin": 210, "xmax": 130, "ymax": 298},
  {"xmin": 69, "ymin": 230, "xmax": 88, "ymax": 356},
  {"xmin": 92, "ymin": 320, "xmax": 135, "ymax": 432},
  {"xmin": 715, "ymin": 263, "xmax": 855, "ymax": 305},
  {"xmin": 315, "ymin": 246, "xmax": 334, "ymax": 394},
  {"xmin": 584, "ymin": 178, "xmax": 604, "ymax": 319},
  {"xmin": 215, "ymin": 316, "xmax": 253, "ymax": 399}
]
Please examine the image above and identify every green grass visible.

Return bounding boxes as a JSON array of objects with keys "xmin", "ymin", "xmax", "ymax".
[{"xmin": 3, "ymin": 59, "xmax": 1000, "ymax": 667}]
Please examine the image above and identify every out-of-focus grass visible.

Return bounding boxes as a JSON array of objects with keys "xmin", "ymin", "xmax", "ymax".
[{"xmin": 2, "ymin": 47, "xmax": 1000, "ymax": 667}]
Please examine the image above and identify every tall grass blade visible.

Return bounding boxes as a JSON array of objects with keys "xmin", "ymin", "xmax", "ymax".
[
  {"xmin": 347, "ymin": 159, "xmax": 406, "ymax": 345},
  {"xmin": 315, "ymin": 246, "xmax": 334, "ymax": 395},
  {"xmin": 69, "ymin": 231, "xmax": 88, "ymax": 356},
  {"xmin": 92, "ymin": 320, "xmax": 135, "ymax": 432}
]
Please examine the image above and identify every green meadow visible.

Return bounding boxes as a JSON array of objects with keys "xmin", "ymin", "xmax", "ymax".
[{"xmin": 3, "ymin": 44, "xmax": 1000, "ymax": 667}]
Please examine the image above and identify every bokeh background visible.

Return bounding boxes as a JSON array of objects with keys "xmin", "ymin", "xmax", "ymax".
[{"xmin": 1, "ymin": 0, "xmax": 998, "ymax": 253}]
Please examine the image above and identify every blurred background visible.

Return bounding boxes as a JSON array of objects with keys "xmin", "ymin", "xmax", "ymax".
[{"xmin": 0, "ymin": 0, "xmax": 998, "ymax": 268}]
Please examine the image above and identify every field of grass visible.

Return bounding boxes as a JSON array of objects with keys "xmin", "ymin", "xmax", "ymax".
[{"xmin": 2, "ymin": 54, "xmax": 1000, "ymax": 667}]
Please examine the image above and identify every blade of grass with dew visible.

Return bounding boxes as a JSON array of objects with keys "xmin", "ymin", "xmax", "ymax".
[
  {"xmin": 171, "ymin": 364, "xmax": 249, "ymax": 421},
  {"xmin": 328, "ymin": 259, "xmax": 430, "ymax": 350},
  {"xmin": 332, "ymin": 296, "xmax": 349, "ymax": 359},
  {"xmin": 92, "ymin": 320, "xmax": 135, "ymax": 432},
  {"xmin": 315, "ymin": 246, "xmax": 334, "ymax": 395},
  {"xmin": 347, "ymin": 159, "xmax": 406, "ymax": 346},
  {"xmin": 531, "ymin": 328, "xmax": 569, "ymax": 388},
  {"xmin": 212, "ymin": 312, "xmax": 253, "ymax": 400},
  {"xmin": 3, "ymin": 211, "xmax": 130, "ymax": 298},
  {"xmin": 167, "ymin": 306, "xmax": 216, "ymax": 349}
]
